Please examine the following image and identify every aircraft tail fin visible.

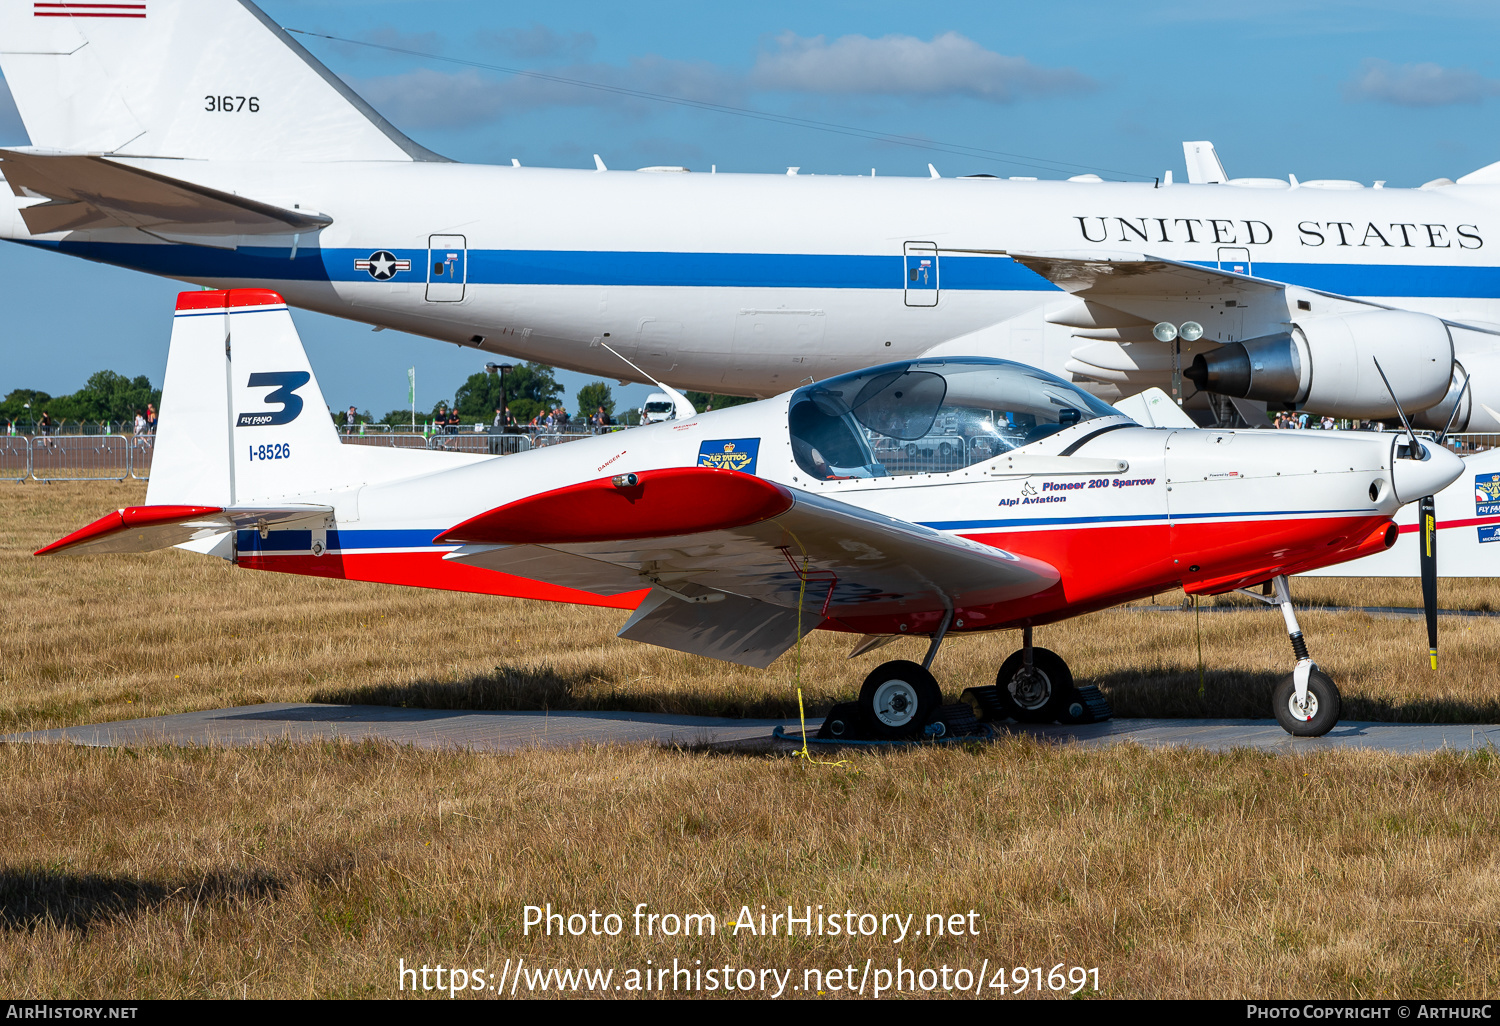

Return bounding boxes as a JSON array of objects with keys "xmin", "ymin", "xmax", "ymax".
[
  {"xmin": 147, "ymin": 289, "xmax": 349, "ymax": 508},
  {"xmin": 148, "ymin": 287, "xmax": 489, "ymax": 511},
  {"xmin": 0, "ymin": 0, "xmax": 444, "ymax": 161}
]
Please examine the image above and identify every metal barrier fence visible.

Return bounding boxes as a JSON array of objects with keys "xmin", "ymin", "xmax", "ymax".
[
  {"xmin": 129, "ymin": 435, "xmax": 153, "ymax": 479},
  {"xmin": 530, "ymin": 432, "xmax": 594, "ymax": 448},
  {"xmin": 0, "ymin": 436, "xmax": 29, "ymax": 482},
  {"xmin": 340, "ymin": 432, "xmax": 436, "ymax": 450},
  {"xmin": 28, "ymin": 434, "xmax": 133, "ymax": 482},
  {"xmin": 1441, "ymin": 433, "xmax": 1499, "ymax": 453}
]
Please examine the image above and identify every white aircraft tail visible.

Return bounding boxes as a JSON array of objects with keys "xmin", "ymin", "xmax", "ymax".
[
  {"xmin": 147, "ymin": 288, "xmax": 481, "ymax": 510},
  {"xmin": 0, "ymin": 0, "xmax": 443, "ymax": 162}
]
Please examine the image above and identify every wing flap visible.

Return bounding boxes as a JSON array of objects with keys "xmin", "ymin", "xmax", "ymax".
[
  {"xmin": 617, "ymin": 586, "xmax": 816, "ymax": 668},
  {"xmin": 1, "ymin": 150, "xmax": 333, "ymax": 236}
]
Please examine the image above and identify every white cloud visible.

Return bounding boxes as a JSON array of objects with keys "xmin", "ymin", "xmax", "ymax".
[
  {"xmin": 751, "ymin": 31, "xmax": 1096, "ymax": 101},
  {"xmin": 357, "ymin": 68, "xmax": 506, "ymax": 130},
  {"xmin": 352, "ymin": 33, "xmax": 1088, "ymax": 134},
  {"xmin": 1344, "ymin": 58, "xmax": 1500, "ymax": 106},
  {"xmin": 482, "ymin": 24, "xmax": 596, "ymax": 61},
  {"xmin": 356, "ymin": 58, "xmax": 740, "ymax": 130}
]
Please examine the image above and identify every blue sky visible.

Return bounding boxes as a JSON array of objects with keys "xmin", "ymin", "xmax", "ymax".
[{"xmin": 5, "ymin": 0, "xmax": 1500, "ymax": 417}]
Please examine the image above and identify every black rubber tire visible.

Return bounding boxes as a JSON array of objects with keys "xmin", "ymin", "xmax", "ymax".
[
  {"xmin": 995, "ymin": 647, "xmax": 1075, "ymax": 723},
  {"xmin": 858, "ymin": 660, "xmax": 942, "ymax": 739},
  {"xmin": 1272, "ymin": 668, "xmax": 1341, "ymax": 737}
]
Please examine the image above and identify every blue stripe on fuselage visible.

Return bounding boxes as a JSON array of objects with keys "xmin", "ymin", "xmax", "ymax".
[
  {"xmin": 237, "ymin": 528, "xmax": 449, "ymax": 552},
  {"xmin": 14, "ymin": 238, "xmax": 1500, "ymax": 298}
]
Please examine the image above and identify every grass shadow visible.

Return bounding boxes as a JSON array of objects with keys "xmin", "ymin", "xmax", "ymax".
[
  {"xmin": 310, "ymin": 663, "xmax": 817, "ymax": 720},
  {"xmin": 1090, "ymin": 668, "xmax": 1500, "ymax": 723},
  {"xmin": 0, "ymin": 868, "xmax": 283, "ymax": 933}
]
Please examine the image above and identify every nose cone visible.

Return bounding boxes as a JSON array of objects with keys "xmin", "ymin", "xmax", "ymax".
[{"xmin": 1391, "ymin": 437, "xmax": 1464, "ymax": 504}]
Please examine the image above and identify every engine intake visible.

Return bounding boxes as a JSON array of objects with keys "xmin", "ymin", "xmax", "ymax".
[{"xmin": 1183, "ymin": 310, "xmax": 1453, "ymax": 418}]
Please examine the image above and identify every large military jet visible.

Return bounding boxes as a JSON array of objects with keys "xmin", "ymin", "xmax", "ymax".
[{"xmin": 2, "ymin": 0, "xmax": 1498, "ymax": 428}]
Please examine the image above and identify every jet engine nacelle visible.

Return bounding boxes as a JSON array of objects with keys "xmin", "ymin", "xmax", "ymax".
[{"xmin": 1184, "ymin": 310, "xmax": 1453, "ymax": 418}]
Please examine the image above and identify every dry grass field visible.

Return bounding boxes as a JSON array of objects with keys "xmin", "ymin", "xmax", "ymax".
[{"xmin": 3, "ymin": 482, "xmax": 1500, "ymax": 999}]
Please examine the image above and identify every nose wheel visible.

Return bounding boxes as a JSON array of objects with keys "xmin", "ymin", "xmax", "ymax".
[
  {"xmin": 1273, "ymin": 667, "xmax": 1341, "ymax": 736},
  {"xmin": 1236, "ymin": 575, "xmax": 1342, "ymax": 737}
]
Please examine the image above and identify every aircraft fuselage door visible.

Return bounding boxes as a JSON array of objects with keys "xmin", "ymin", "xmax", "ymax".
[
  {"xmin": 1217, "ymin": 246, "xmax": 1251, "ymax": 277},
  {"xmin": 903, "ymin": 242, "xmax": 939, "ymax": 307},
  {"xmin": 426, "ymin": 235, "xmax": 467, "ymax": 302}
]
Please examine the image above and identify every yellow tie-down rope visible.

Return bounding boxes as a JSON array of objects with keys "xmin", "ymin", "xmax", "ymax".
[{"xmin": 791, "ymin": 552, "xmax": 853, "ymax": 770}]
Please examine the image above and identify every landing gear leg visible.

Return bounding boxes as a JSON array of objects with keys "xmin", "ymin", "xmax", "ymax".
[{"xmin": 1269, "ymin": 575, "xmax": 1341, "ymax": 737}]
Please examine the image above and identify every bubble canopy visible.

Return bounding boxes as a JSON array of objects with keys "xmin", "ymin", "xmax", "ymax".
[{"xmin": 788, "ymin": 357, "xmax": 1130, "ymax": 480}]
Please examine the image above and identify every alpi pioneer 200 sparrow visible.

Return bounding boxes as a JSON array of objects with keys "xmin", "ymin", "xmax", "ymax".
[{"xmin": 38, "ymin": 290, "xmax": 1464, "ymax": 737}]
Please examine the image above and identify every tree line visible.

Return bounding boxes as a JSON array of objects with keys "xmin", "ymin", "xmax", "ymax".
[
  {"xmin": 2, "ymin": 371, "xmax": 161, "ymax": 428},
  {"xmin": 4, "ymin": 362, "xmax": 760, "ymax": 432}
]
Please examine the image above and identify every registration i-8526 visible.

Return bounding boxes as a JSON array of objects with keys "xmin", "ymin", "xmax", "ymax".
[{"xmin": 249, "ymin": 443, "xmax": 291, "ymax": 462}]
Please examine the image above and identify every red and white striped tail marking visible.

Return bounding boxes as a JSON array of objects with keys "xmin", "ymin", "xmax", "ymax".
[{"xmin": 33, "ymin": 3, "xmax": 146, "ymax": 17}]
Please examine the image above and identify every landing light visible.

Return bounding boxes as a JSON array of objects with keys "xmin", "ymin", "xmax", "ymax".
[
  {"xmin": 1153, "ymin": 322, "xmax": 1178, "ymax": 342},
  {"xmin": 1179, "ymin": 321, "xmax": 1204, "ymax": 342}
]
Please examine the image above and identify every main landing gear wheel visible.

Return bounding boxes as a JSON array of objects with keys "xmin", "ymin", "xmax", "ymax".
[
  {"xmin": 859, "ymin": 660, "xmax": 942, "ymax": 739},
  {"xmin": 1273, "ymin": 668, "xmax": 1341, "ymax": 738},
  {"xmin": 996, "ymin": 647, "xmax": 1074, "ymax": 723}
]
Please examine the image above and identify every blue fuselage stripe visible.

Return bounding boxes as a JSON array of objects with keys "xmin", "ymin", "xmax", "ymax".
[
  {"xmin": 921, "ymin": 508, "xmax": 1369, "ymax": 531},
  {"xmin": 17, "ymin": 239, "xmax": 1500, "ymax": 298},
  {"xmin": 234, "ymin": 509, "xmax": 1370, "ymax": 553}
]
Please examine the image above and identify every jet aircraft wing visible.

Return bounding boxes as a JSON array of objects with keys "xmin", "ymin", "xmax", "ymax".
[
  {"xmin": 1006, "ymin": 250, "xmax": 1286, "ymax": 300},
  {"xmin": 439, "ymin": 467, "xmax": 1059, "ymax": 667},
  {"xmin": 1010, "ymin": 249, "xmax": 1500, "ymax": 342},
  {"xmin": 0, "ymin": 149, "xmax": 332, "ymax": 237}
]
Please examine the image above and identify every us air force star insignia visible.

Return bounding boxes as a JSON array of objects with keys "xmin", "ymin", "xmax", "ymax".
[{"xmin": 354, "ymin": 251, "xmax": 411, "ymax": 281}]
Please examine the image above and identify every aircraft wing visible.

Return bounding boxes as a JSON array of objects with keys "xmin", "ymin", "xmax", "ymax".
[
  {"xmin": 438, "ymin": 467, "xmax": 1059, "ymax": 667},
  {"xmin": 36, "ymin": 504, "xmax": 333, "ymax": 557},
  {"xmin": 0, "ymin": 149, "xmax": 332, "ymax": 237},
  {"xmin": 1007, "ymin": 250, "xmax": 1286, "ymax": 300}
]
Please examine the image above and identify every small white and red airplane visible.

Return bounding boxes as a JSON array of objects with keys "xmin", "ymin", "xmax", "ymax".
[{"xmin": 37, "ymin": 289, "xmax": 1464, "ymax": 738}]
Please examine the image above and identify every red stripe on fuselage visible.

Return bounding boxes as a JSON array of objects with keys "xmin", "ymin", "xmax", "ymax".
[
  {"xmin": 1398, "ymin": 515, "xmax": 1500, "ymax": 534},
  {"xmin": 237, "ymin": 550, "xmax": 646, "ymax": 610},
  {"xmin": 236, "ymin": 513, "xmax": 1390, "ymax": 636}
]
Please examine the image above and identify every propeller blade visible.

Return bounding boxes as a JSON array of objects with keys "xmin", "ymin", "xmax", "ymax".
[
  {"xmin": 1372, "ymin": 357, "xmax": 1420, "ymax": 449},
  {"xmin": 1437, "ymin": 368, "xmax": 1472, "ymax": 445},
  {"xmin": 1420, "ymin": 494, "xmax": 1438, "ymax": 670}
]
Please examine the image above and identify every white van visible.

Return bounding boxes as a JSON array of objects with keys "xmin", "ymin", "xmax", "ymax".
[{"xmin": 640, "ymin": 392, "xmax": 678, "ymax": 424}]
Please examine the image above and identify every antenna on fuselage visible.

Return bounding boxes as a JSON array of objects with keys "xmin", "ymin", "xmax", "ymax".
[{"xmin": 591, "ymin": 338, "xmax": 697, "ymax": 421}]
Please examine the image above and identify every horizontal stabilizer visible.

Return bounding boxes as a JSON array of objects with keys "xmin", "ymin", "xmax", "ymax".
[
  {"xmin": 0, "ymin": 149, "xmax": 332, "ymax": 236},
  {"xmin": 37, "ymin": 503, "xmax": 331, "ymax": 556}
]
